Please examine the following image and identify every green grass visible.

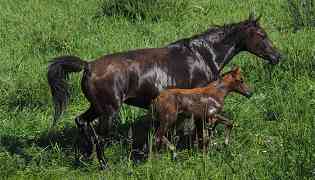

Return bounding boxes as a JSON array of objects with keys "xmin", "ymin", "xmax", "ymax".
[{"xmin": 0, "ymin": 0, "xmax": 314, "ymax": 179}]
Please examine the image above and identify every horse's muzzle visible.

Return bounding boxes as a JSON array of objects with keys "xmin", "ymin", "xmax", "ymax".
[{"xmin": 269, "ymin": 52, "xmax": 282, "ymax": 65}]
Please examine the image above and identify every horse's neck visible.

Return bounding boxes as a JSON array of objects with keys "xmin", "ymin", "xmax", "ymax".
[
  {"xmin": 188, "ymin": 34, "xmax": 241, "ymax": 74},
  {"xmin": 216, "ymin": 44, "xmax": 239, "ymax": 70},
  {"xmin": 209, "ymin": 38, "xmax": 242, "ymax": 71}
]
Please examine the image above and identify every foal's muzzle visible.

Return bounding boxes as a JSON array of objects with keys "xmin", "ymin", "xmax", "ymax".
[{"xmin": 244, "ymin": 91, "xmax": 253, "ymax": 98}]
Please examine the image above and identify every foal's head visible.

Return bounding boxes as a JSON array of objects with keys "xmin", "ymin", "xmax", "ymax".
[
  {"xmin": 222, "ymin": 67, "xmax": 252, "ymax": 98},
  {"xmin": 240, "ymin": 15, "xmax": 281, "ymax": 64}
]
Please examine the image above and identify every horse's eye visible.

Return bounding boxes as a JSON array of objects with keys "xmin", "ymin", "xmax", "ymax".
[{"xmin": 257, "ymin": 32, "xmax": 266, "ymax": 38}]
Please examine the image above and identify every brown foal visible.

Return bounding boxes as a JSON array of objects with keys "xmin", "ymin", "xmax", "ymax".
[{"xmin": 153, "ymin": 67, "xmax": 252, "ymax": 153}]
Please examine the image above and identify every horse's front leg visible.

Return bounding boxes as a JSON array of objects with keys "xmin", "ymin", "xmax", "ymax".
[{"xmin": 213, "ymin": 114, "xmax": 233, "ymax": 145}]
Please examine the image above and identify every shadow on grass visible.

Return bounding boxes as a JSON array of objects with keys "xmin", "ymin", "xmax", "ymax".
[
  {"xmin": 0, "ymin": 127, "xmax": 79, "ymax": 164},
  {"xmin": 35, "ymin": 126, "xmax": 79, "ymax": 150},
  {"xmin": 0, "ymin": 135, "xmax": 33, "ymax": 163},
  {"xmin": 0, "ymin": 115, "xmax": 203, "ymax": 168}
]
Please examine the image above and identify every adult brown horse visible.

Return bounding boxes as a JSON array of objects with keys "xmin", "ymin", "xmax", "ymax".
[{"xmin": 47, "ymin": 15, "xmax": 281, "ymax": 169}]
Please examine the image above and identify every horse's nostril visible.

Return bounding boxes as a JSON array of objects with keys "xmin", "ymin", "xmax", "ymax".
[
  {"xmin": 276, "ymin": 53, "xmax": 282, "ymax": 60},
  {"xmin": 269, "ymin": 53, "xmax": 281, "ymax": 64},
  {"xmin": 246, "ymin": 92, "xmax": 253, "ymax": 98}
]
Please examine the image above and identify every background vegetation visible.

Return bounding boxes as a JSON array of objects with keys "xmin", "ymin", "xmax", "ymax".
[{"xmin": 0, "ymin": 0, "xmax": 314, "ymax": 179}]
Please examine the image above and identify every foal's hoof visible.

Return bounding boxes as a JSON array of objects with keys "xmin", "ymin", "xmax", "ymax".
[
  {"xmin": 171, "ymin": 152, "xmax": 178, "ymax": 161},
  {"xmin": 224, "ymin": 140, "xmax": 230, "ymax": 146}
]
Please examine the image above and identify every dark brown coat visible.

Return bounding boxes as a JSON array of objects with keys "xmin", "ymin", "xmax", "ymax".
[
  {"xmin": 47, "ymin": 15, "xmax": 280, "ymax": 169},
  {"xmin": 153, "ymin": 67, "xmax": 252, "ymax": 149}
]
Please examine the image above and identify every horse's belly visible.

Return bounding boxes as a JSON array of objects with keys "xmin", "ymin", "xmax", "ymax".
[{"xmin": 124, "ymin": 97, "xmax": 152, "ymax": 109}]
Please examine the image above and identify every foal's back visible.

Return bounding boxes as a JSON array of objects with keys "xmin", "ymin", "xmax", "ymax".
[{"xmin": 154, "ymin": 84, "xmax": 223, "ymax": 119}]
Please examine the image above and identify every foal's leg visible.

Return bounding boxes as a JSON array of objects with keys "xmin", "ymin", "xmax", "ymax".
[
  {"xmin": 195, "ymin": 118, "xmax": 211, "ymax": 151},
  {"xmin": 207, "ymin": 116, "xmax": 219, "ymax": 139},
  {"xmin": 156, "ymin": 114, "xmax": 177, "ymax": 159},
  {"xmin": 156, "ymin": 124, "xmax": 176, "ymax": 151},
  {"xmin": 156, "ymin": 122, "xmax": 169, "ymax": 150},
  {"xmin": 214, "ymin": 114, "xmax": 233, "ymax": 145}
]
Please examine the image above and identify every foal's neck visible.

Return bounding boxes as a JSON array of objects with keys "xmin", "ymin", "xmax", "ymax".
[{"xmin": 208, "ymin": 79, "xmax": 234, "ymax": 100}]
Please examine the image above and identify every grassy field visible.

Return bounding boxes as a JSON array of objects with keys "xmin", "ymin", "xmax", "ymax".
[{"xmin": 0, "ymin": 0, "xmax": 314, "ymax": 179}]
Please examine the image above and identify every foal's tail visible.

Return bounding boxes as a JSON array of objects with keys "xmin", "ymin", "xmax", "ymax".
[{"xmin": 47, "ymin": 55, "xmax": 88, "ymax": 126}]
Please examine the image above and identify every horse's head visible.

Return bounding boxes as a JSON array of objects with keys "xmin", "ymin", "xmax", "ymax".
[
  {"xmin": 241, "ymin": 14, "xmax": 281, "ymax": 65},
  {"xmin": 223, "ymin": 67, "xmax": 252, "ymax": 98}
]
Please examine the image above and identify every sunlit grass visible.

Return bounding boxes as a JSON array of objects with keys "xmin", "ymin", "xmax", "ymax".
[{"xmin": 0, "ymin": 0, "xmax": 314, "ymax": 179}]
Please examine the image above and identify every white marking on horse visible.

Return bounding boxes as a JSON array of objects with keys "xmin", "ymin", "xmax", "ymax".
[
  {"xmin": 202, "ymin": 42, "xmax": 219, "ymax": 71},
  {"xmin": 190, "ymin": 39, "xmax": 219, "ymax": 79},
  {"xmin": 208, "ymin": 31, "xmax": 225, "ymax": 43},
  {"xmin": 151, "ymin": 65, "xmax": 175, "ymax": 91},
  {"xmin": 220, "ymin": 45, "xmax": 235, "ymax": 70}
]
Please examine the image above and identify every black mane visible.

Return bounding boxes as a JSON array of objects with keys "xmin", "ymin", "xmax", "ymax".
[{"xmin": 168, "ymin": 18, "xmax": 255, "ymax": 47}]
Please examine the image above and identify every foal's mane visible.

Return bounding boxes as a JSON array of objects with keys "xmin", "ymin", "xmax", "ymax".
[{"xmin": 220, "ymin": 69, "xmax": 235, "ymax": 77}]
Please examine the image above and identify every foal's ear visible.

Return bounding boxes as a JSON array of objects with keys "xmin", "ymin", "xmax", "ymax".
[
  {"xmin": 248, "ymin": 13, "xmax": 255, "ymax": 21},
  {"xmin": 231, "ymin": 66, "xmax": 241, "ymax": 77},
  {"xmin": 232, "ymin": 66, "xmax": 240, "ymax": 73}
]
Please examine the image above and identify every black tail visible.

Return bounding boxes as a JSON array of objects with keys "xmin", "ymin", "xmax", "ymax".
[{"xmin": 47, "ymin": 55, "xmax": 88, "ymax": 126}]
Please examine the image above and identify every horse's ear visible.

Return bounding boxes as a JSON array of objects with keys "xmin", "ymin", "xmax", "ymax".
[
  {"xmin": 256, "ymin": 14, "xmax": 262, "ymax": 21},
  {"xmin": 254, "ymin": 14, "xmax": 262, "ymax": 24},
  {"xmin": 248, "ymin": 12, "xmax": 255, "ymax": 21},
  {"xmin": 248, "ymin": 12, "xmax": 261, "ymax": 25}
]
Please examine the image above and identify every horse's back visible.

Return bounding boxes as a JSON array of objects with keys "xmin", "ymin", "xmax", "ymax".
[
  {"xmin": 81, "ymin": 47, "xmax": 183, "ymax": 107},
  {"xmin": 91, "ymin": 47, "xmax": 170, "ymax": 65}
]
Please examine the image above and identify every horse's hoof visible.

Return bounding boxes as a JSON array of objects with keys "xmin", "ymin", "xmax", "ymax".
[
  {"xmin": 99, "ymin": 160, "xmax": 109, "ymax": 170},
  {"xmin": 99, "ymin": 164, "xmax": 108, "ymax": 170},
  {"xmin": 78, "ymin": 151, "xmax": 94, "ymax": 161}
]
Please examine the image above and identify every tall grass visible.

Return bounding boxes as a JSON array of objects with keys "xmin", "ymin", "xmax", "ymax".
[
  {"xmin": 287, "ymin": 0, "xmax": 315, "ymax": 31},
  {"xmin": 95, "ymin": 0, "xmax": 191, "ymax": 23},
  {"xmin": 0, "ymin": 0, "xmax": 314, "ymax": 179}
]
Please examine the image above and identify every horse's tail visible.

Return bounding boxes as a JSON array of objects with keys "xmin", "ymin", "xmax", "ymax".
[{"xmin": 47, "ymin": 55, "xmax": 88, "ymax": 126}]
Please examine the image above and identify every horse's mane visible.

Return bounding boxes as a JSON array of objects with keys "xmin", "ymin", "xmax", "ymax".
[
  {"xmin": 204, "ymin": 17, "xmax": 254, "ymax": 35},
  {"xmin": 168, "ymin": 17, "xmax": 255, "ymax": 46}
]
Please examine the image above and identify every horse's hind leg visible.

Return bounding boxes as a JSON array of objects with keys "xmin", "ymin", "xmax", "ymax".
[
  {"xmin": 88, "ymin": 121, "xmax": 108, "ymax": 170},
  {"xmin": 75, "ymin": 106, "xmax": 110, "ymax": 170},
  {"xmin": 75, "ymin": 106, "xmax": 99, "ymax": 159},
  {"xmin": 91, "ymin": 90, "xmax": 122, "ymax": 169}
]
